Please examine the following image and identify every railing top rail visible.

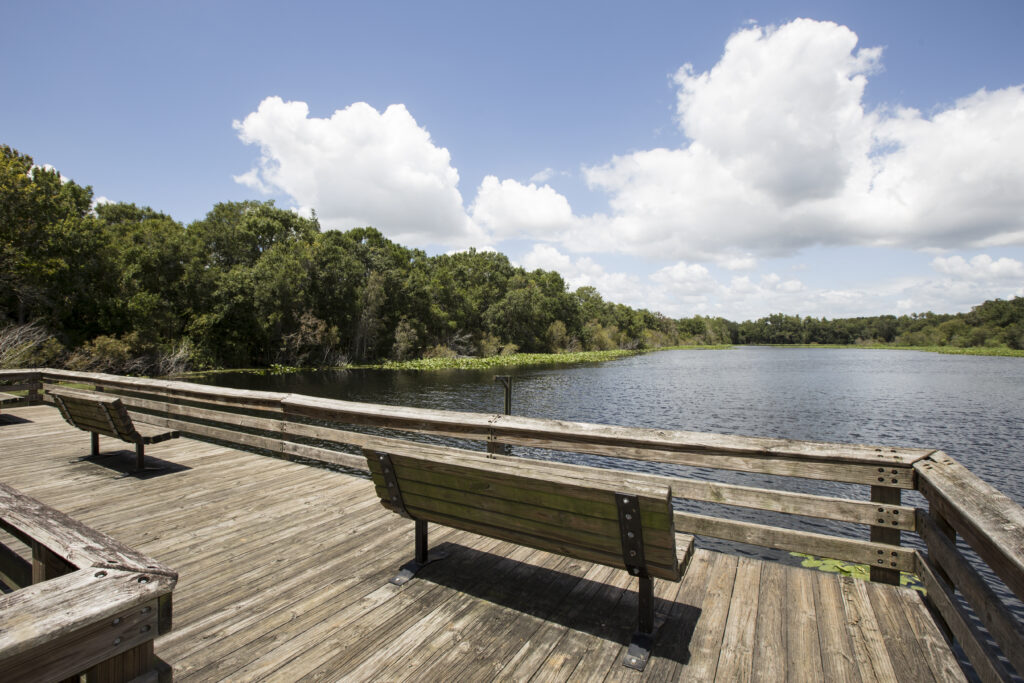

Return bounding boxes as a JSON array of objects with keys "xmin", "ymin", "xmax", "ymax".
[
  {"xmin": 0, "ymin": 482, "xmax": 176, "ymax": 579},
  {"xmin": 916, "ymin": 452, "xmax": 1024, "ymax": 605},
  {"xmin": 30, "ymin": 369, "xmax": 937, "ymax": 466}
]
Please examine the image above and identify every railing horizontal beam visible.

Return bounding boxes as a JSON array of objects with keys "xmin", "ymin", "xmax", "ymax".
[{"xmin": 916, "ymin": 452, "xmax": 1024, "ymax": 604}]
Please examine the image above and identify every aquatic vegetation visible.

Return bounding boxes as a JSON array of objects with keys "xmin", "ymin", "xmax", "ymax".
[{"xmin": 790, "ymin": 552, "xmax": 925, "ymax": 592}]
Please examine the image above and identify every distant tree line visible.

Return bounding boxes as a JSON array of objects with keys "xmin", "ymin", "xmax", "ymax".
[
  {"xmin": 732, "ymin": 300, "xmax": 1024, "ymax": 349},
  {"xmin": 2, "ymin": 144, "xmax": 1022, "ymax": 373}
]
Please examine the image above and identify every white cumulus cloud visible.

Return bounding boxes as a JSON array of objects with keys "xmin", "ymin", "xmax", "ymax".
[
  {"xmin": 931, "ymin": 254, "xmax": 1024, "ymax": 280},
  {"xmin": 233, "ymin": 97, "xmax": 483, "ymax": 248},
  {"xmin": 470, "ymin": 176, "xmax": 576, "ymax": 240},
  {"xmin": 567, "ymin": 19, "xmax": 1024, "ymax": 263}
]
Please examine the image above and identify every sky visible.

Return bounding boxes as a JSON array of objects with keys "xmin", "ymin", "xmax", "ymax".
[{"xmin": 4, "ymin": 0, "xmax": 1024, "ymax": 322}]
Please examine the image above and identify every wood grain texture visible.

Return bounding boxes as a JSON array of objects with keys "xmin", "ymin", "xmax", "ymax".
[
  {"xmin": 916, "ymin": 451, "xmax": 1024, "ymax": 604},
  {"xmin": 0, "ymin": 400, "xmax": 993, "ymax": 681},
  {"xmin": 364, "ymin": 446, "xmax": 683, "ymax": 580}
]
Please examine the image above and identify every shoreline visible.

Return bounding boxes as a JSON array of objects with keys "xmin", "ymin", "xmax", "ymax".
[{"xmin": 171, "ymin": 342, "xmax": 1021, "ymax": 379}]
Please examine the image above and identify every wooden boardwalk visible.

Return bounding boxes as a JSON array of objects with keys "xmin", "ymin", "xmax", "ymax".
[{"xmin": 0, "ymin": 405, "xmax": 965, "ymax": 681}]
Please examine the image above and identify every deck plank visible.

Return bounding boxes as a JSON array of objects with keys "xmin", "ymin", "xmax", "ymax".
[{"xmin": 0, "ymin": 405, "xmax": 969, "ymax": 681}]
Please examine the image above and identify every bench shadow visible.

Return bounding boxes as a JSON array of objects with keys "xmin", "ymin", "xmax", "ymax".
[
  {"xmin": 0, "ymin": 414, "xmax": 32, "ymax": 426},
  {"xmin": 408, "ymin": 541, "xmax": 700, "ymax": 667},
  {"xmin": 76, "ymin": 450, "xmax": 191, "ymax": 478}
]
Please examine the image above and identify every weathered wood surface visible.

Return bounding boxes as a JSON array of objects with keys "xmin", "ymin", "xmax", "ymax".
[
  {"xmin": 0, "ymin": 480, "xmax": 176, "ymax": 681},
  {"xmin": 365, "ymin": 446, "xmax": 687, "ymax": 581},
  {"xmin": 916, "ymin": 451, "xmax": 1024, "ymax": 605},
  {"xmin": 0, "ymin": 567, "xmax": 168, "ymax": 681},
  {"xmin": 31, "ymin": 369, "xmax": 934, "ymax": 488},
  {"xmin": 0, "ymin": 404, "xmax": 969, "ymax": 681},
  {"xmin": 917, "ymin": 510, "xmax": 1024, "ymax": 679},
  {"xmin": 914, "ymin": 551, "xmax": 1013, "ymax": 683},
  {"xmin": 94, "ymin": 390, "xmax": 921, "ymax": 529}
]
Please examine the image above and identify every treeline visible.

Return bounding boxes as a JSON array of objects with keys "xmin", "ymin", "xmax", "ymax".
[
  {"xmin": 2, "ymin": 144, "xmax": 1021, "ymax": 374},
  {"xmin": 733, "ymin": 300, "xmax": 1024, "ymax": 349},
  {"xmin": 2, "ymin": 145, "xmax": 721, "ymax": 373}
]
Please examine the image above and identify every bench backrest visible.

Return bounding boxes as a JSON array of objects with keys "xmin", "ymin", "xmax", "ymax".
[
  {"xmin": 47, "ymin": 387, "xmax": 139, "ymax": 443},
  {"xmin": 363, "ymin": 444, "xmax": 681, "ymax": 581}
]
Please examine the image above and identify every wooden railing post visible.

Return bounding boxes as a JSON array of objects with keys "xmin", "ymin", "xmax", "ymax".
[
  {"xmin": 931, "ymin": 509, "xmax": 957, "ymax": 588},
  {"xmin": 870, "ymin": 485, "xmax": 902, "ymax": 584},
  {"xmin": 32, "ymin": 541, "xmax": 75, "ymax": 582},
  {"xmin": 27, "ymin": 371, "xmax": 41, "ymax": 405}
]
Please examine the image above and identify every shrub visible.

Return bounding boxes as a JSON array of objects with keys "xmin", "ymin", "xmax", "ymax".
[
  {"xmin": 476, "ymin": 334, "xmax": 501, "ymax": 358},
  {"xmin": 391, "ymin": 319, "xmax": 420, "ymax": 361},
  {"xmin": 0, "ymin": 322, "xmax": 64, "ymax": 368},
  {"xmin": 423, "ymin": 344, "xmax": 457, "ymax": 359}
]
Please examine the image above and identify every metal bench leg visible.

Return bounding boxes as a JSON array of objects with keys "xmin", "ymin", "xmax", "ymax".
[
  {"xmin": 390, "ymin": 519, "xmax": 448, "ymax": 586},
  {"xmin": 136, "ymin": 442, "xmax": 145, "ymax": 472},
  {"xmin": 623, "ymin": 575, "xmax": 655, "ymax": 671},
  {"xmin": 91, "ymin": 432, "xmax": 99, "ymax": 457}
]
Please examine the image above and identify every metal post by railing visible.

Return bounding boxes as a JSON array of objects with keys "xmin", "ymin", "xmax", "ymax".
[{"xmin": 487, "ymin": 375, "xmax": 512, "ymax": 456}]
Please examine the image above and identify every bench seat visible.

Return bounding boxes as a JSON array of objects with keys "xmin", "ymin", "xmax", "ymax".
[{"xmin": 46, "ymin": 387, "xmax": 179, "ymax": 471}]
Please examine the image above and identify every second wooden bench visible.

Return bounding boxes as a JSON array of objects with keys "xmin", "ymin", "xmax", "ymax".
[
  {"xmin": 363, "ymin": 441, "xmax": 694, "ymax": 671},
  {"xmin": 47, "ymin": 387, "xmax": 179, "ymax": 472}
]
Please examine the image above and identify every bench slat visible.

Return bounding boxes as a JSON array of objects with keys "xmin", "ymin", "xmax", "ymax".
[
  {"xmin": 374, "ymin": 484, "xmax": 680, "ymax": 569},
  {"xmin": 367, "ymin": 448, "xmax": 682, "ymax": 581},
  {"xmin": 385, "ymin": 501, "xmax": 681, "ymax": 580},
  {"xmin": 367, "ymin": 460, "xmax": 673, "ymax": 532},
  {"xmin": 131, "ymin": 422, "xmax": 180, "ymax": 444},
  {"xmin": 367, "ymin": 451, "xmax": 674, "ymax": 531},
  {"xmin": 369, "ymin": 475, "xmax": 676, "ymax": 551}
]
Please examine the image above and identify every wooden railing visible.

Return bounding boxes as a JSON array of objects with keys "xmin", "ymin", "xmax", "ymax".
[
  {"xmin": 0, "ymin": 369, "xmax": 41, "ymax": 409},
  {"xmin": 0, "ymin": 482, "xmax": 176, "ymax": 682},
  {"xmin": 3, "ymin": 368, "xmax": 1023, "ymax": 681}
]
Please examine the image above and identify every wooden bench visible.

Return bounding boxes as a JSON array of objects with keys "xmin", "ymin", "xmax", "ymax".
[
  {"xmin": 363, "ymin": 442, "xmax": 694, "ymax": 671},
  {"xmin": 0, "ymin": 392, "xmax": 20, "ymax": 414},
  {"xmin": 47, "ymin": 387, "xmax": 180, "ymax": 472}
]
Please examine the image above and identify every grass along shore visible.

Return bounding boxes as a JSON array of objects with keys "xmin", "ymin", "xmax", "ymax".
[{"xmin": 174, "ymin": 341, "xmax": 1021, "ymax": 379}]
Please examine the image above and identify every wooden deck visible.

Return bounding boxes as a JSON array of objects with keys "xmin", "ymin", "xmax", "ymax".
[{"xmin": 1, "ymin": 404, "xmax": 966, "ymax": 681}]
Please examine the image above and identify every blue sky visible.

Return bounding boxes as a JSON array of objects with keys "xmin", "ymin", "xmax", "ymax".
[{"xmin": 4, "ymin": 0, "xmax": 1023, "ymax": 321}]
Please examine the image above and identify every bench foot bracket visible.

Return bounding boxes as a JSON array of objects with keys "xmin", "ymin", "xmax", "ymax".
[
  {"xmin": 390, "ymin": 551, "xmax": 449, "ymax": 586},
  {"xmin": 623, "ymin": 632, "xmax": 653, "ymax": 671},
  {"xmin": 390, "ymin": 519, "xmax": 448, "ymax": 586}
]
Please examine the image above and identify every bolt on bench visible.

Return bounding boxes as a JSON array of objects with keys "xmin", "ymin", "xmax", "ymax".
[
  {"xmin": 47, "ymin": 387, "xmax": 180, "ymax": 472},
  {"xmin": 363, "ymin": 442, "xmax": 694, "ymax": 671}
]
